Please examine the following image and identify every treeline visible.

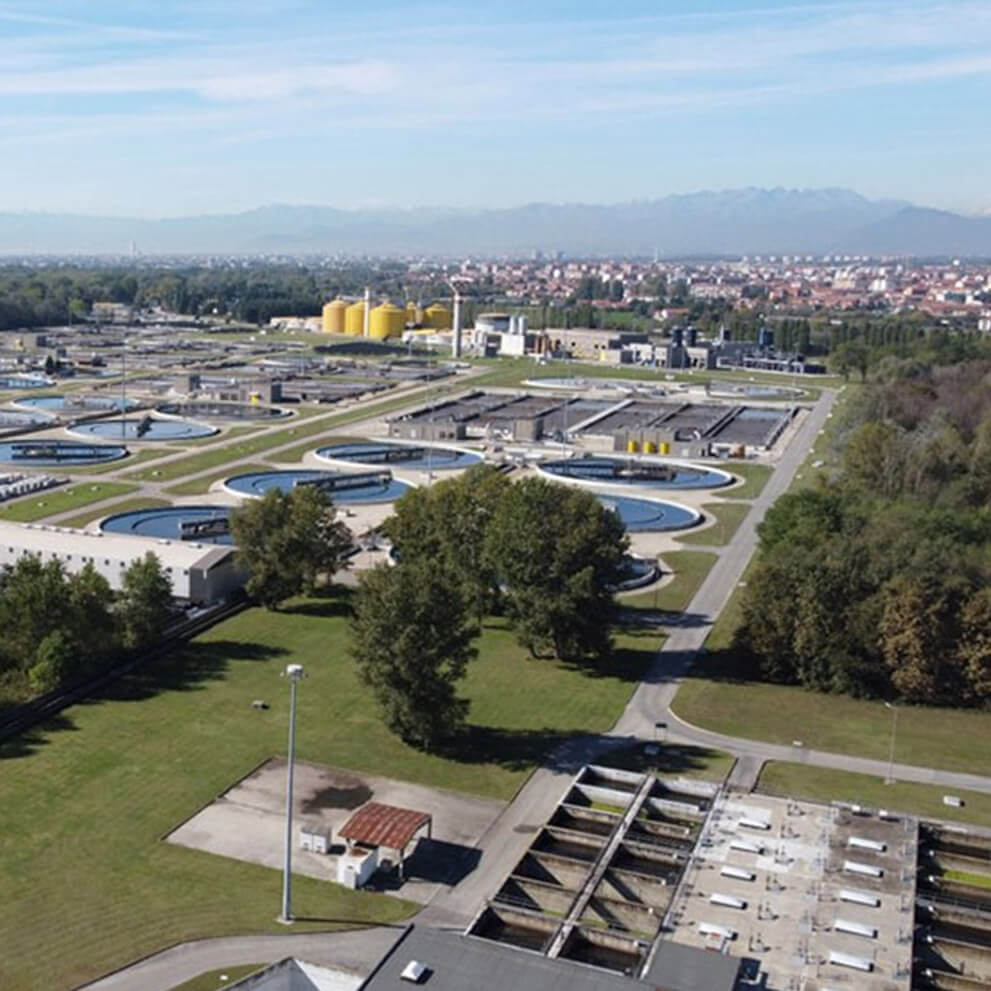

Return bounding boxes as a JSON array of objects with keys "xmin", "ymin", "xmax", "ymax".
[
  {"xmin": 0, "ymin": 553, "xmax": 174, "ymax": 704},
  {"xmin": 733, "ymin": 358, "xmax": 991, "ymax": 707},
  {"xmin": 350, "ymin": 467, "xmax": 628, "ymax": 749}
]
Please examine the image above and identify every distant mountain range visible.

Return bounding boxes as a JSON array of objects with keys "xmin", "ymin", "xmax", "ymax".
[{"xmin": 1, "ymin": 188, "xmax": 989, "ymax": 257}]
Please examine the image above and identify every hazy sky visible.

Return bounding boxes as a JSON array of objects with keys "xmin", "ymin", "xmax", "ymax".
[{"xmin": 1, "ymin": 1, "xmax": 988, "ymax": 216}]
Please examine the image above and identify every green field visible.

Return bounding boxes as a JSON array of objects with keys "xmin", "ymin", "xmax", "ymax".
[
  {"xmin": 674, "ymin": 665, "xmax": 991, "ymax": 778},
  {"xmin": 676, "ymin": 502, "xmax": 750, "ymax": 546},
  {"xmin": 67, "ymin": 447, "xmax": 172, "ymax": 475},
  {"xmin": 0, "ymin": 597, "xmax": 652, "ymax": 990},
  {"xmin": 58, "ymin": 496, "xmax": 171, "ymax": 529},
  {"xmin": 619, "ymin": 550, "xmax": 717, "ymax": 613},
  {"xmin": 0, "ymin": 481, "xmax": 138, "ymax": 522},
  {"xmin": 715, "ymin": 461, "xmax": 772, "ymax": 500},
  {"xmin": 757, "ymin": 763, "xmax": 991, "ymax": 830}
]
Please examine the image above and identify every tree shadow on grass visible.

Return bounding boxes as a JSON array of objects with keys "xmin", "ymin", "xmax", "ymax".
[
  {"xmin": 0, "ymin": 713, "xmax": 77, "ymax": 761},
  {"xmin": 280, "ymin": 597, "xmax": 353, "ymax": 620},
  {"xmin": 87, "ymin": 639, "xmax": 289, "ymax": 705},
  {"xmin": 439, "ymin": 725, "xmax": 582, "ymax": 773}
]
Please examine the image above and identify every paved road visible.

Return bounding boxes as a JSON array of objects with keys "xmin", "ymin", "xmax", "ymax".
[{"xmin": 76, "ymin": 927, "xmax": 407, "ymax": 991}]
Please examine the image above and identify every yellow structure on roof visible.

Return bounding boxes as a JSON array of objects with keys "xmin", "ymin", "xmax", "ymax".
[
  {"xmin": 322, "ymin": 299, "xmax": 347, "ymax": 334},
  {"xmin": 345, "ymin": 300, "xmax": 366, "ymax": 336},
  {"xmin": 369, "ymin": 302, "xmax": 405, "ymax": 341}
]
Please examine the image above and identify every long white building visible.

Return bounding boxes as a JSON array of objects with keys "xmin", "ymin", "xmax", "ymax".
[{"xmin": 0, "ymin": 521, "xmax": 242, "ymax": 604}]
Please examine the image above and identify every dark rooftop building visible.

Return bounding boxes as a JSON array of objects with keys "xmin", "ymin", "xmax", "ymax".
[{"xmin": 360, "ymin": 926, "xmax": 739, "ymax": 991}]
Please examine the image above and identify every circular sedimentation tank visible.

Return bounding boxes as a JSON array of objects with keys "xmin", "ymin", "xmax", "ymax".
[
  {"xmin": 315, "ymin": 441, "xmax": 482, "ymax": 471},
  {"xmin": 0, "ymin": 374, "xmax": 54, "ymax": 389},
  {"xmin": 0, "ymin": 439, "xmax": 128, "ymax": 466},
  {"xmin": 369, "ymin": 302, "xmax": 405, "ymax": 341},
  {"xmin": 0, "ymin": 408, "xmax": 56, "ymax": 429},
  {"xmin": 68, "ymin": 416, "xmax": 218, "ymax": 441},
  {"xmin": 322, "ymin": 299, "xmax": 347, "ymax": 334},
  {"xmin": 156, "ymin": 401, "xmax": 290, "ymax": 421},
  {"xmin": 101, "ymin": 505, "xmax": 233, "ymax": 544},
  {"xmin": 13, "ymin": 394, "xmax": 139, "ymax": 414},
  {"xmin": 225, "ymin": 468, "xmax": 411, "ymax": 504},
  {"xmin": 595, "ymin": 494, "xmax": 700, "ymax": 532},
  {"xmin": 345, "ymin": 300, "xmax": 366, "ymax": 336},
  {"xmin": 538, "ymin": 456, "xmax": 733, "ymax": 490}
]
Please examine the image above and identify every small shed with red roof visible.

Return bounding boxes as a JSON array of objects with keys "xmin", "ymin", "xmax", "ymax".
[{"xmin": 336, "ymin": 801, "xmax": 432, "ymax": 880}]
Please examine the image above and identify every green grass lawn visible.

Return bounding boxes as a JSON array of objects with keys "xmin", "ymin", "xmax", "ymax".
[
  {"xmin": 170, "ymin": 424, "xmax": 266, "ymax": 448},
  {"xmin": 58, "ymin": 496, "xmax": 171, "ymax": 529},
  {"xmin": 619, "ymin": 550, "xmax": 717, "ymax": 613},
  {"xmin": 757, "ymin": 763, "xmax": 991, "ymax": 830},
  {"xmin": 59, "ymin": 447, "xmax": 169, "ymax": 476},
  {"xmin": 789, "ymin": 382, "xmax": 854, "ymax": 493},
  {"xmin": 715, "ymin": 461, "xmax": 772, "ymax": 499},
  {"xmin": 163, "ymin": 462, "xmax": 273, "ymax": 497},
  {"xmin": 0, "ymin": 596, "xmax": 652, "ymax": 990},
  {"xmin": 673, "ymin": 662, "xmax": 991, "ymax": 778},
  {"xmin": 0, "ymin": 481, "xmax": 138, "ymax": 522},
  {"xmin": 169, "ymin": 964, "xmax": 265, "ymax": 991},
  {"xmin": 676, "ymin": 502, "xmax": 750, "ymax": 546}
]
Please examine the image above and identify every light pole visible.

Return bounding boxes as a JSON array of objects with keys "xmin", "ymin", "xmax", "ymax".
[
  {"xmin": 280, "ymin": 663, "xmax": 306, "ymax": 923},
  {"xmin": 884, "ymin": 701, "xmax": 898, "ymax": 785}
]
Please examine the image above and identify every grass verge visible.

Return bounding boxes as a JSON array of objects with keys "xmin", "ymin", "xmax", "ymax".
[
  {"xmin": 58, "ymin": 496, "xmax": 171, "ymax": 529},
  {"xmin": 619, "ymin": 550, "xmax": 717, "ymax": 613},
  {"xmin": 0, "ymin": 595, "xmax": 652, "ymax": 989},
  {"xmin": 757, "ymin": 762, "xmax": 991, "ymax": 830},
  {"xmin": 676, "ymin": 502, "xmax": 750, "ymax": 547},
  {"xmin": 0, "ymin": 481, "xmax": 138, "ymax": 522},
  {"xmin": 65, "ymin": 448, "xmax": 171, "ymax": 475},
  {"xmin": 673, "ymin": 664, "xmax": 991, "ymax": 778},
  {"xmin": 716, "ymin": 462, "xmax": 772, "ymax": 500}
]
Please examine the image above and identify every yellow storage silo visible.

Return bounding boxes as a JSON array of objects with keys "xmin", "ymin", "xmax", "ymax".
[
  {"xmin": 345, "ymin": 300, "xmax": 366, "ymax": 336},
  {"xmin": 322, "ymin": 299, "xmax": 347, "ymax": 334},
  {"xmin": 405, "ymin": 301, "xmax": 418, "ymax": 326},
  {"xmin": 370, "ymin": 302, "xmax": 405, "ymax": 341},
  {"xmin": 643, "ymin": 440, "xmax": 657, "ymax": 454},
  {"xmin": 626, "ymin": 439, "xmax": 639, "ymax": 453},
  {"xmin": 424, "ymin": 303, "xmax": 451, "ymax": 330}
]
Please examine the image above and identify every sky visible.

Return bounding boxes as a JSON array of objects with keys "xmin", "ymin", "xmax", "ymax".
[{"xmin": 0, "ymin": 0, "xmax": 989, "ymax": 217}]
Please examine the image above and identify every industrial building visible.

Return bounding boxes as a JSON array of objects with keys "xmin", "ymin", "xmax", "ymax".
[
  {"xmin": 388, "ymin": 389, "xmax": 796, "ymax": 456},
  {"xmin": 0, "ymin": 520, "xmax": 242, "ymax": 604}
]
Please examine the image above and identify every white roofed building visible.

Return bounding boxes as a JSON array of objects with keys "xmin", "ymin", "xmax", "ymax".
[{"xmin": 0, "ymin": 520, "xmax": 242, "ymax": 604}]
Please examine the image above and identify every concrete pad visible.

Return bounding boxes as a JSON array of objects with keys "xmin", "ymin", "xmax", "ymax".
[{"xmin": 167, "ymin": 759, "xmax": 505, "ymax": 904}]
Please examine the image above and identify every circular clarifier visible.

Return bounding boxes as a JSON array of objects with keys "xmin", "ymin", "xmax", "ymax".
[
  {"xmin": 316, "ymin": 441, "xmax": 482, "ymax": 471},
  {"xmin": 539, "ymin": 456, "xmax": 732, "ymax": 490},
  {"xmin": 14, "ymin": 394, "xmax": 138, "ymax": 414},
  {"xmin": 0, "ymin": 439, "xmax": 128, "ymax": 466},
  {"xmin": 101, "ymin": 505, "xmax": 233, "ymax": 544},
  {"xmin": 156, "ymin": 400, "xmax": 291, "ymax": 421},
  {"xmin": 596, "ymin": 494, "xmax": 700, "ymax": 532},
  {"xmin": 225, "ymin": 468, "xmax": 411, "ymax": 504},
  {"xmin": 67, "ymin": 416, "xmax": 218, "ymax": 441}
]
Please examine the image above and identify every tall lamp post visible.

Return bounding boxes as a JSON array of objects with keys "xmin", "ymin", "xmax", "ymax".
[
  {"xmin": 884, "ymin": 701, "xmax": 898, "ymax": 785},
  {"xmin": 280, "ymin": 663, "xmax": 306, "ymax": 923}
]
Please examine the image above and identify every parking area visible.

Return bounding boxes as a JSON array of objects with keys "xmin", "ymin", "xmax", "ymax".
[{"xmin": 167, "ymin": 758, "xmax": 506, "ymax": 904}]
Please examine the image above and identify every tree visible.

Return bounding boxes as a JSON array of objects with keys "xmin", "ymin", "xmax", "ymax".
[
  {"xmin": 68, "ymin": 563, "xmax": 119, "ymax": 670},
  {"xmin": 485, "ymin": 477, "xmax": 628, "ymax": 661},
  {"xmin": 118, "ymin": 552, "xmax": 174, "ymax": 649},
  {"xmin": 958, "ymin": 587, "xmax": 991, "ymax": 703},
  {"xmin": 230, "ymin": 485, "xmax": 352, "ymax": 608},
  {"xmin": 0, "ymin": 555, "xmax": 72, "ymax": 670},
  {"xmin": 351, "ymin": 559, "xmax": 477, "ymax": 750},
  {"xmin": 28, "ymin": 630, "xmax": 75, "ymax": 694},
  {"xmin": 384, "ymin": 465, "xmax": 509, "ymax": 622}
]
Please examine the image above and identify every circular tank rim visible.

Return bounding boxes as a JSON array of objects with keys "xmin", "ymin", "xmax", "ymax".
[
  {"xmin": 154, "ymin": 400, "xmax": 292, "ymax": 421},
  {"xmin": 221, "ymin": 468, "xmax": 418, "ymax": 504},
  {"xmin": 64, "ymin": 414, "xmax": 219, "ymax": 442},
  {"xmin": 9, "ymin": 393, "xmax": 137, "ymax": 415},
  {"xmin": 99, "ymin": 503, "xmax": 233, "ymax": 542},
  {"xmin": 534, "ymin": 456, "xmax": 734, "ymax": 491},
  {"xmin": 0, "ymin": 438, "xmax": 129, "ymax": 464},
  {"xmin": 594, "ymin": 492, "xmax": 702, "ymax": 532},
  {"xmin": 313, "ymin": 440, "xmax": 484, "ymax": 472}
]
